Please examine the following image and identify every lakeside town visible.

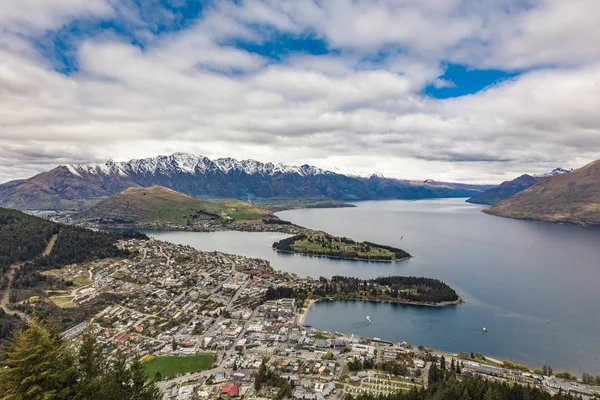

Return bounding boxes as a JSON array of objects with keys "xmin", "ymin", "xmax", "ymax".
[{"xmin": 46, "ymin": 238, "xmax": 600, "ymax": 400}]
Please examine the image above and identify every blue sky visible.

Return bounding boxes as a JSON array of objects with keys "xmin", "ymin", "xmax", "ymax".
[
  {"xmin": 35, "ymin": 1, "xmax": 521, "ymax": 99},
  {"xmin": 0, "ymin": 0, "xmax": 599, "ymax": 183}
]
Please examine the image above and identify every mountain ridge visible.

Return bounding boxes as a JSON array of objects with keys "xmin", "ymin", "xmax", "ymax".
[
  {"xmin": 484, "ymin": 160, "xmax": 600, "ymax": 225},
  {"xmin": 0, "ymin": 153, "xmax": 492, "ymax": 211},
  {"xmin": 467, "ymin": 168, "xmax": 571, "ymax": 206}
]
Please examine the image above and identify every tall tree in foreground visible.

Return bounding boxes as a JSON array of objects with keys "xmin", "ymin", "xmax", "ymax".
[
  {"xmin": 0, "ymin": 321, "xmax": 161, "ymax": 400},
  {"xmin": 0, "ymin": 319, "xmax": 78, "ymax": 400},
  {"xmin": 75, "ymin": 330, "xmax": 108, "ymax": 400}
]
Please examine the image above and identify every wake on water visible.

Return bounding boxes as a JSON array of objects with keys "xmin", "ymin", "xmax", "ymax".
[{"xmin": 349, "ymin": 316, "xmax": 372, "ymax": 328}]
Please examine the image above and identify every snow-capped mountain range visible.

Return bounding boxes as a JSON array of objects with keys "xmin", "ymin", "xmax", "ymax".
[
  {"xmin": 65, "ymin": 153, "xmax": 333, "ymax": 178},
  {"xmin": 0, "ymin": 153, "xmax": 491, "ymax": 211}
]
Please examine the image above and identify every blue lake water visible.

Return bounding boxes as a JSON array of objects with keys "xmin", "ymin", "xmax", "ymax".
[{"xmin": 147, "ymin": 199, "xmax": 600, "ymax": 375}]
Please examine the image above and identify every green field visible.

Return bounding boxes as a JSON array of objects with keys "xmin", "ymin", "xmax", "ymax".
[
  {"xmin": 216, "ymin": 199, "xmax": 272, "ymax": 222},
  {"xmin": 144, "ymin": 354, "xmax": 214, "ymax": 378}
]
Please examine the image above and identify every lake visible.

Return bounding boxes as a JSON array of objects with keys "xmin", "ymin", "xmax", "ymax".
[{"xmin": 147, "ymin": 199, "xmax": 600, "ymax": 375}]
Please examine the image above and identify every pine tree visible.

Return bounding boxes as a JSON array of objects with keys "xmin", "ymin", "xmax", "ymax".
[
  {"xmin": 129, "ymin": 357, "xmax": 161, "ymax": 400},
  {"xmin": 0, "ymin": 319, "xmax": 78, "ymax": 399},
  {"xmin": 75, "ymin": 329, "xmax": 107, "ymax": 400}
]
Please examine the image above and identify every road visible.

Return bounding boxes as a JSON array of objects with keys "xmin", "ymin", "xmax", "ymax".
[{"xmin": 0, "ymin": 234, "xmax": 58, "ymax": 322}]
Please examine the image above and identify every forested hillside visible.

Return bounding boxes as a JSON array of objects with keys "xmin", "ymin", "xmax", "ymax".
[
  {"xmin": 0, "ymin": 208, "xmax": 58, "ymax": 289},
  {"xmin": 0, "ymin": 207, "xmax": 147, "ymax": 339},
  {"xmin": 266, "ymin": 275, "xmax": 459, "ymax": 305},
  {"xmin": 11, "ymin": 227, "xmax": 147, "ymax": 302}
]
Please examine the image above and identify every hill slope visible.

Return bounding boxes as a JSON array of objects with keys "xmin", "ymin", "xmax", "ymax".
[
  {"xmin": 467, "ymin": 174, "xmax": 545, "ymax": 205},
  {"xmin": 0, "ymin": 207, "xmax": 147, "ymax": 339},
  {"xmin": 0, "ymin": 153, "xmax": 490, "ymax": 211},
  {"xmin": 81, "ymin": 186, "xmax": 275, "ymax": 225},
  {"xmin": 467, "ymin": 168, "xmax": 571, "ymax": 205},
  {"xmin": 484, "ymin": 160, "xmax": 600, "ymax": 225}
]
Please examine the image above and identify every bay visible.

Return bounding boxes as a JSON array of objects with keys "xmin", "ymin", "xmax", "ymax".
[{"xmin": 146, "ymin": 198, "xmax": 600, "ymax": 375}]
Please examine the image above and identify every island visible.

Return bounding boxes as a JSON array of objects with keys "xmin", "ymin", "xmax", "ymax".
[
  {"xmin": 266, "ymin": 275, "xmax": 462, "ymax": 307},
  {"xmin": 272, "ymin": 232, "xmax": 410, "ymax": 262}
]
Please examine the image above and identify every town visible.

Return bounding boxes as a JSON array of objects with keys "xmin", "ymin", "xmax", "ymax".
[{"xmin": 54, "ymin": 239, "xmax": 600, "ymax": 400}]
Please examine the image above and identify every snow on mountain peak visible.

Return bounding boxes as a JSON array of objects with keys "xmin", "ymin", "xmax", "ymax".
[
  {"xmin": 62, "ymin": 153, "xmax": 334, "ymax": 178},
  {"xmin": 533, "ymin": 167, "xmax": 573, "ymax": 178}
]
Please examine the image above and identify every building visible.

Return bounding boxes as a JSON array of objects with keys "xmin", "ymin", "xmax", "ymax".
[{"xmin": 221, "ymin": 381, "xmax": 241, "ymax": 397}]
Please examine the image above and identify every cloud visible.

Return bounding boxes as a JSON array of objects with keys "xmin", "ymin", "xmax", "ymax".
[
  {"xmin": 0, "ymin": 0, "xmax": 599, "ymax": 184},
  {"xmin": 432, "ymin": 79, "xmax": 456, "ymax": 89}
]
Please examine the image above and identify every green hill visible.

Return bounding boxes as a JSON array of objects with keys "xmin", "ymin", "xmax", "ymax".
[{"xmin": 80, "ymin": 186, "xmax": 275, "ymax": 225}]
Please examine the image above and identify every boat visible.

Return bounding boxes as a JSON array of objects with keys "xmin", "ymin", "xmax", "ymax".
[{"xmin": 482, "ymin": 327, "xmax": 488, "ymax": 332}]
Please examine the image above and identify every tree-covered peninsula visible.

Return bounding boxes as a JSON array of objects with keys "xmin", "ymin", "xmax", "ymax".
[
  {"xmin": 273, "ymin": 233, "xmax": 410, "ymax": 262},
  {"xmin": 266, "ymin": 275, "xmax": 461, "ymax": 306}
]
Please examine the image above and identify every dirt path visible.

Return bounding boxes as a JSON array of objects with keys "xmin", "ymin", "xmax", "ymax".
[
  {"xmin": 0, "ymin": 234, "xmax": 58, "ymax": 321},
  {"xmin": 42, "ymin": 234, "xmax": 58, "ymax": 256}
]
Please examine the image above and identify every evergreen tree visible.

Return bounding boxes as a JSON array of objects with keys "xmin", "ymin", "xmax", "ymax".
[
  {"xmin": 75, "ymin": 329, "xmax": 107, "ymax": 400},
  {"xmin": 128, "ymin": 357, "xmax": 161, "ymax": 400},
  {"xmin": 0, "ymin": 322, "xmax": 161, "ymax": 400},
  {"xmin": 0, "ymin": 319, "xmax": 78, "ymax": 399}
]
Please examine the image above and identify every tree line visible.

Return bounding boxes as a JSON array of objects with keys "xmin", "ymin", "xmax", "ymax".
[
  {"xmin": 327, "ymin": 276, "xmax": 459, "ymax": 304},
  {"xmin": 272, "ymin": 234, "xmax": 410, "ymax": 261},
  {"xmin": 0, "ymin": 208, "xmax": 58, "ymax": 289},
  {"xmin": 264, "ymin": 275, "xmax": 459, "ymax": 305},
  {"xmin": 0, "ymin": 320, "xmax": 161, "ymax": 399}
]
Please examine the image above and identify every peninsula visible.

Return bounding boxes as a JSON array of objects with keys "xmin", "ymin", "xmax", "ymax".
[
  {"xmin": 267, "ymin": 275, "xmax": 461, "ymax": 307},
  {"xmin": 272, "ymin": 232, "xmax": 410, "ymax": 262}
]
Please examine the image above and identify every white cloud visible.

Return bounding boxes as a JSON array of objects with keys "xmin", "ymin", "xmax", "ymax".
[
  {"xmin": 0, "ymin": 0, "xmax": 112, "ymax": 32},
  {"xmin": 0, "ymin": 0, "xmax": 599, "ymax": 184}
]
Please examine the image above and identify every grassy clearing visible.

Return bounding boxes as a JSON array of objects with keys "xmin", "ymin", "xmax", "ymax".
[
  {"xmin": 71, "ymin": 274, "xmax": 92, "ymax": 287},
  {"xmin": 50, "ymin": 296, "xmax": 77, "ymax": 308},
  {"xmin": 144, "ymin": 354, "xmax": 214, "ymax": 379},
  {"xmin": 218, "ymin": 199, "xmax": 272, "ymax": 222}
]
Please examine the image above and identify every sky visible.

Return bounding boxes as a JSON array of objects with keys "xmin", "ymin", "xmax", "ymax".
[{"xmin": 1, "ymin": 0, "xmax": 600, "ymax": 184}]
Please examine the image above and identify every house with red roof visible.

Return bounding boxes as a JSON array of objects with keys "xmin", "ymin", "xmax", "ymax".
[{"xmin": 221, "ymin": 381, "xmax": 241, "ymax": 397}]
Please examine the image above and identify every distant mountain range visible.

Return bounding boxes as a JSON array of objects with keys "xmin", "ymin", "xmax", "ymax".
[
  {"xmin": 484, "ymin": 160, "xmax": 600, "ymax": 225},
  {"xmin": 466, "ymin": 168, "xmax": 572, "ymax": 206},
  {"xmin": 0, "ymin": 153, "xmax": 492, "ymax": 211}
]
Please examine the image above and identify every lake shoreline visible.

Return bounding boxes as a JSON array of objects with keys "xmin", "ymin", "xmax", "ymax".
[
  {"xmin": 306, "ymin": 296, "xmax": 463, "ymax": 311},
  {"xmin": 273, "ymin": 249, "xmax": 411, "ymax": 263}
]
